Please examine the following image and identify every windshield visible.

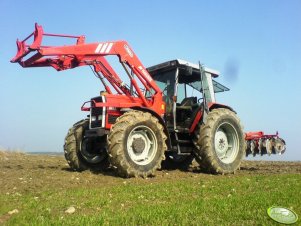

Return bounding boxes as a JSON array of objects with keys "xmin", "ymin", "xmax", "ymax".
[
  {"xmin": 150, "ymin": 69, "xmax": 203, "ymax": 102},
  {"xmin": 147, "ymin": 70, "xmax": 176, "ymax": 99},
  {"xmin": 187, "ymin": 80, "xmax": 201, "ymax": 92},
  {"xmin": 148, "ymin": 70, "xmax": 176, "ymax": 118}
]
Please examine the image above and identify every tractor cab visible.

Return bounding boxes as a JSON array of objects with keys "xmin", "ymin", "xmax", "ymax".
[{"xmin": 147, "ymin": 59, "xmax": 230, "ymax": 131}]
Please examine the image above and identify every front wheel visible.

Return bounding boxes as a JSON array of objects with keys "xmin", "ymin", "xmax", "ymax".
[
  {"xmin": 194, "ymin": 108, "xmax": 245, "ymax": 174},
  {"xmin": 108, "ymin": 110, "xmax": 167, "ymax": 178},
  {"xmin": 64, "ymin": 119, "xmax": 110, "ymax": 171}
]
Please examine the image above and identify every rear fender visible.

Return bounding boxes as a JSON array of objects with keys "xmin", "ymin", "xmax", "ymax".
[{"xmin": 189, "ymin": 103, "xmax": 235, "ymax": 133}]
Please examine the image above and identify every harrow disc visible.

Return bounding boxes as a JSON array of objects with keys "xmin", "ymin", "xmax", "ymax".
[{"xmin": 274, "ymin": 138, "xmax": 286, "ymax": 155}]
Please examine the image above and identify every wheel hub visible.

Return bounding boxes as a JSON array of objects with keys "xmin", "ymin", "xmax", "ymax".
[
  {"xmin": 127, "ymin": 125, "xmax": 157, "ymax": 166},
  {"xmin": 132, "ymin": 137, "xmax": 146, "ymax": 154},
  {"xmin": 214, "ymin": 122, "xmax": 239, "ymax": 164},
  {"xmin": 215, "ymin": 130, "xmax": 229, "ymax": 155}
]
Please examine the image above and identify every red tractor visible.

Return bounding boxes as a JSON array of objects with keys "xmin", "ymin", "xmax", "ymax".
[{"xmin": 11, "ymin": 24, "xmax": 286, "ymax": 177}]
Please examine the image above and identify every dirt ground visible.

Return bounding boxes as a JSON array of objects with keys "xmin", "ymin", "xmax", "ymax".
[{"xmin": 0, "ymin": 151, "xmax": 300, "ymax": 194}]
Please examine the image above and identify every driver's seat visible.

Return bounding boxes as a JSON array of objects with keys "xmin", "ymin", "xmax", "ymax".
[
  {"xmin": 177, "ymin": 97, "xmax": 197, "ymax": 110},
  {"xmin": 176, "ymin": 97, "xmax": 198, "ymax": 128}
]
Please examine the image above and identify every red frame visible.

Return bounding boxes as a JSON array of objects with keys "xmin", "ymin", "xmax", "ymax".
[
  {"xmin": 245, "ymin": 131, "xmax": 280, "ymax": 140},
  {"xmin": 11, "ymin": 23, "xmax": 165, "ymax": 116}
]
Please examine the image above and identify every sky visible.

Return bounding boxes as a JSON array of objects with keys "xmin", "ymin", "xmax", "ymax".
[{"xmin": 0, "ymin": 0, "xmax": 300, "ymax": 161}]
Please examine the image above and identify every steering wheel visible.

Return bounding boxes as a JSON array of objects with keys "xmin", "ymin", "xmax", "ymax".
[{"xmin": 198, "ymin": 97, "xmax": 203, "ymax": 103}]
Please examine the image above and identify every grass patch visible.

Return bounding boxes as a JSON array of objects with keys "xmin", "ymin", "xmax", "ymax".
[{"xmin": 1, "ymin": 174, "xmax": 300, "ymax": 225}]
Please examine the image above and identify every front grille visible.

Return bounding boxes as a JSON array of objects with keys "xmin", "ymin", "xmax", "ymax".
[
  {"xmin": 90, "ymin": 96, "xmax": 105, "ymax": 128},
  {"xmin": 91, "ymin": 107, "xmax": 103, "ymax": 128}
]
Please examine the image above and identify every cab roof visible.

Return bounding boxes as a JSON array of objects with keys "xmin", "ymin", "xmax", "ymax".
[
  {"xmin": 147, "ymin": 59, "xmax": 220, "ymax": 78},
  {"xmin": 147, "ymin": 59, "xmax": 229, "ymax": 93}
]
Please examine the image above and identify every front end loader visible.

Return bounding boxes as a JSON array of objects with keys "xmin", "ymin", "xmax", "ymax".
[{"xmin": 11, "ymin": 24, "xmax": 286, "ymax": 178}]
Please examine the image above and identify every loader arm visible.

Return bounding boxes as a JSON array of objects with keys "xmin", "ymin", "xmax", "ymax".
[{"xmin": 11, "ymin": 23, "xmax": 163, "ymax": 112}]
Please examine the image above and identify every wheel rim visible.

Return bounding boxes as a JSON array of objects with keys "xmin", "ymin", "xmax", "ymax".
[
  {"xmin": 214, "ymin": 122, "xmax": 239, "ymax": 164},
  {"xmin": 80, "ymin": 138, "xmax": 107, "ymax": 164},
  {"xmin": 127, "ymin": 125, "xmax": 157, "ymax": 166}
]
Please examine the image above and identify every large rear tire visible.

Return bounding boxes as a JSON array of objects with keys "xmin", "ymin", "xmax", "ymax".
[
  {"xmin": 108, "ymin": 110, "xmax": 167, "ymax": 178},
  {"xmin": 64, "ymin": 119, "xmax": 109, "ymax": 171},
  {"xmin": 193, "ymin": 108, "xmax": 245, "ymax": 174}
]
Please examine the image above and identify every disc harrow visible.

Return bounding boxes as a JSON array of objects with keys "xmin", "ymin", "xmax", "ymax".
[{"xmin": 245, "ymin": 131, "xmax": 286, "ymax": 156}]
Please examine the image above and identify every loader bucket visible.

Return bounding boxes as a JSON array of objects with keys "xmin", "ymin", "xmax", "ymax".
[
  {"xmin": 11, "ymin": 23, "xmax": 44, "ymax": 63},
  {"xmin": 10, "ymin": 23, "xmax": 85, "ymax": 67}
]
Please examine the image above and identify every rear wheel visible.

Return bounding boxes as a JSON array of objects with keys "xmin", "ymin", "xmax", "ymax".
[
  {"xmin": 193, "ymin": 108, "xmax": 245, "ymax": 174},
  {"xmin": 64, "ymin": 119, "xmax": 109, "ymax": 171},
  {"xmin": 108, "ymin": 110, "xmax": 167, "ymax": 178}
]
